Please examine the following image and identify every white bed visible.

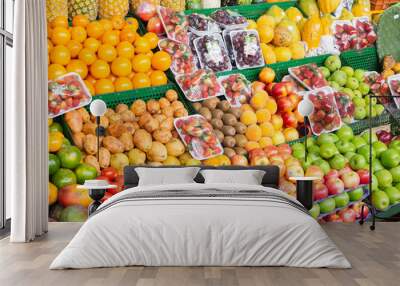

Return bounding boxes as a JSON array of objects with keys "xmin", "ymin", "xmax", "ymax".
[{"xmin": 50, "ymin": 166, "xmax": 350, "ymax": 269}]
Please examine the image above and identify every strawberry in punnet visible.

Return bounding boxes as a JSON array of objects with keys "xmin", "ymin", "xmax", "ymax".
[
  {"xmin": 289, "ymin": 64, "xmax": 328, "ymax": 90},
  {"xmin": 219, "ymin": 74, "xmax": 251, "ymax": 107}
]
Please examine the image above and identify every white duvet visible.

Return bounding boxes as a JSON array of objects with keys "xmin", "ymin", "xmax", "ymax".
[{"xmin": 50, "ymin": 183, "xmax": 351, "ymax": 269}]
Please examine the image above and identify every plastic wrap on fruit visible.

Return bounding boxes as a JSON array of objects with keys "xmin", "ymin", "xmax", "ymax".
[
  {"xmin": 289, "ymin": 64, "xmax": 328, "ymax": 90},
  {"xmin": 219, "ymin": 74, "xmax": 251, "ymax": 107},
  {"xmin": 281, "ymin": 75, "xmax": 306, "ymax": 92},
  {"xmin": 331, "ymin": 20, "xmax": 358, "ymax": 52},
  {"xmin": 388, "ymin": 74, "xmax": 400, "ymax": 108},
  {"xmin": 158, "ymin": 38, "xmax": 197, "ymax": 75},
  {"xmin": 210, "ymin": 9, "xmax": 247, "ymax": 30},
  {"xmin": 188, "ymin": 13, "xmax": 220, "ymax": 36},
  {"xmin": 364, "ymin": 71, "xmax": 391, "ymax": 105},
  {"xmin": 334, "ymin": 91, "xmax": 355, "ymax": 123},
  {"xmin": 194, "ymin": 34, "xmax": 232, "ymax": 72},
  {"xmin": 230, "ymin": 30, "xmax": 264, "ymax": 70},
  {"xmin": 353, "ymin": 17, "xmax": 376, "ymax": 50},
  {"xmin": 157, "ymin": 6, "xmax": 189, "ymax": 44}
]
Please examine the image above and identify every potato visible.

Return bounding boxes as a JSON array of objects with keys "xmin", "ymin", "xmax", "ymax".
[
  {"xmin": 163, "ymin": 156, "xmax": 181, "ymax": 166},
  {"xmin": 65, "ymin": 110, "xmax": 83, "ymax": 133},
  {"xmin": 147, "ymin": 99, "xmax": 160, "ymax": 114},
  {"xmin": 213, "ymin": 129, "xmax": 224, "ymax": 143},
  {"xmin": 120, "ymin": 110, "xmax": 135, "ymax": 122},
  {"xmin": 211, "ymin": 118, "xmax": 223, "ymax": 130},
  {"xmin": 104, "ymin": 108, "xmax": 115, "ymax": 118},
  {"xmin": 199, "ymin": 107, "xmax": 212, "ymax": 121},
  {"xmin": 128, "ymin": 148, "xmax": 146, "ymax": 165},
  {"xmin": 224, "ymin": 147, "xmax": 236, "ymax": 158},
  {"xmin": 221, "ymin": 126, "xmax": 236, "ymax": 136},
  {"xmin": 147, "ymin": 142, "xmax": 168, "ymax": 162},
  {"xmin": 162, "ymin": 106, "xmax": 174, "ymax": 118},
  {"xmin": 144, "ymin": 118, "xmax": 159, "ymax": 133},
  {"xmin": 115, "ymin": 103, "xmax": 129, "ymax": 113},
  {"xmin": 165, "ymin": 90, "xmax": 178, "ymax": 102},
  {"xmin": 138, "ymin": 112, "xmax": 152, "ymax": 128},
  {"xmin": 130, "ymin": 99, "xmax": 146, "ymax": 116},
  {"xmin": 234, "ymin": 122, "xmax": 247, "ymax": 134},
  {"xmin": 174, "ymin": 108, "xmax": 188, "ymax": 118},
  {"xmin": 110, "ymin": 153, "xmax": 129, "ymax": 174},
  {"xmin": 159, "ymin": 97, "xmax": 170, "ymax": 109},
  {"xmin": 166, "ymin": 138, "xmax": 185, "ymax": 157},
  {"xmin": 160, "ymin": 117, "xmax": 174, "ymax": 131},
  {"xmin": 229, "ymin": 108, "xmax": 242, "ymax": 119},
  {"xmin": 223, "ymin": 136, "xmax": 236, "ymax": 148},
  {"xmin": 234, "ymin": 134, "xmax": 248, "ymax": 148},
  {"xmin": 171, "ymin": 101, "xmax": 184, "ymax": 111},
  {"xmin": 192, "ymin": 102, "xmax": 202, "ymax": 112},
  {"xmin": 202, "ymin": 97, "xmax": 220, "ymax": 110},
  {"xmin": 211, "ymin": 109, "xmax": 224, "ymax": 119},
  {"xmin": 154, "ymin": 114, "xmax": 167, "ymax": 124},
  {"xmin": 234, "ymin": 147, "xmax": 247, "ymax": 156},
  {"xmin": 102, "ymin": 136, "xmax": 124, "ymax": 154},
  {"xmin": 108, "ymin": 113, "xmax": 122, "ymax": 125},
  {"xmin": 108, "ymin": 123, "xmax": 127, "ymax": 138},
  {"xmin": 82, "ymin": 122, "xmax": 97, "ymax": 135},
  {"xmin": 100, "ymin": 116, "xmax": 109, "ymax": 129},
  {"xmin": 133, "ymin": 129, "xmax": 152, "ymax": 152},
  {"xmin": 99, "ymin": 147, "xmax": 111, "ymax": 168},
  {"xmin": 153, "ymin": 128, "xmax": 172, "ymax": 144},
  {"xmin": 147, "ymin": 161, "xmax": 163, "ymax": 167},
  {"xmin": 84, "ymin": 155, "xmax": 100, "ymax": 174},
  {"xmin": 83, "ymin": 134, "xmax": 98, "ymax": 155},
  {"xmin": 119, "ymin": 133, "xmax": 134, "ymax": 151},
  {"xmin": 77, "ymin": 108, "xmax": 90, "ymax": 123},
  {"xmin": 72, "ymin": 132, "xmax": 85, "ymax": 149},
  {"xmin": 123, "ymin": 122, "xmax": 136, "ymax": 135},
  {"xmin": 222, "ymin": 114, "xmax": 237, "ymax": 126},
  {"xmin": 217, "ymin": 100, "xmax": 230, "ymax": 112}
]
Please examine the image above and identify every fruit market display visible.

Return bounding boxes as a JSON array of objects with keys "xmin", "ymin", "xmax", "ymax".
[{"xmin": 47, "ymin": 15, "xmax": 172, "ymax": 95}]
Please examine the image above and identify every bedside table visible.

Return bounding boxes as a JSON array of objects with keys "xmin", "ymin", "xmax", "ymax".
[
  {"xmin": 289, "ymin": 177, "xmax": 319, "ymax": 210},
  {"xmin": 78, "ymin": 180, "xmax": 117, "ymax": 216}
]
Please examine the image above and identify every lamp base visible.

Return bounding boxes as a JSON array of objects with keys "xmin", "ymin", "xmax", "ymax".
[{"xmin": 88, "ymin": 189, "xmax": 106, "ymax": 216}]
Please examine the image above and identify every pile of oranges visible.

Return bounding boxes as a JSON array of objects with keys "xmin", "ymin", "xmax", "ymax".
[{"xmin": 47, "ymin": 15, "xmax": 172, "ymax": 95}]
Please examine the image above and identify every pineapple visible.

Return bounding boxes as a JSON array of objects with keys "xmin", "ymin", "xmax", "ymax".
[
  {"xmin": 68, "ymin": 0, "xmax": 98, "ymax": 21},
  {"xmin": 131, "ymin": 0, "xmax": 160, "ymax": 13},
  {"xmin": 46, "ymin": 0, "xmax": 68, "ymax": 22},
  {"xmin": 161, "ymin": 0, "xmax": 186, "ymax": 12},
  {"xmin": 99, "ymin": 0, "xmax": 129, "ymax": 19}
]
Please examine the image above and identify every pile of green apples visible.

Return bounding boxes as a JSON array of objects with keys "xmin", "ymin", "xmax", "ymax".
[{"xmin": 320, "ymin": 55, "xmax": 385, "ymax": 121}]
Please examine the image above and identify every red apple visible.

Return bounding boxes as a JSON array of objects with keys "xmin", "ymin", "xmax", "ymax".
[
  {"xmin": 269, "ymin": 154, "xmax": 284, "ymax": 164},
  {"xmin": 277, "ymin": 97, "xmax": 294, "ymax": 113},
  {"xmin": 277, "ymin": 144, "xmax": 291, "ymax": 155},
  {"xmin": 325, "ymin": 169, "xmax": 340, "ymax": 181},
  {"xmin": 279, "ymin": 179, "xmax": 296, "ymax": 195},
  {"xmin": 284, "ymin": 81, "xmax": 296, "ymax": 95},
  {"xmin": 341, "ymin": 171, "xmax": 360, "ymax": 189},
  {"xmin": 357, "ymin": 169, "xmax": 370, "ymax": 184},
  {"xmin": 325, "ymin": 213, "xmax": 343, "ymax": 222},
  {"xmin": 231, "ymin": 155, "xmax": 248, "ymax": 166},
  {"xmin": 264, "ymin": 145, "xmax": 279, "ymax": 157},
  {"xmin": 305, "ymin": 165, "xmax": 324, "ymax": 180},
  {"xmin": 147, "ymin": 16, "xmax": 164, "ymax": 35},
  {"xmin": 313, "ymin": 182, "xmax": 329, "ymax": 200},
  {"xmin": 326, "ymin": 177, "xmax": 345, "ymax": 195},
  {"xmin": 338, "ymin": 166, "xmax": 352, "ymax": 177},
  {"xmin": 282, "ymin": 112, "xmax": 298, "ymax": 128},
  {"xmin": 271, "ymin": 160, "xmax": 286, "ymax": 177},
  {"xmin": 271, "ymin": 82, "xmax": 288, "ymax": 98},
  {"xmin": 136, "ymin": 3, "xmax": 157, "ymax": 21},
  {"xmin": 352, "ymin": 202, "xmax": 369, "ymax": 219},
  {"xmin": 286, "ymin": 164, "xmax": 304, "ymax": 179},
  {"xmin": 339, "ymin": 208, "xmax": 357, "ymax": 223},
  {"xmin": 266, "ymin": 82, "xmax": 275, "ymax": 94}
]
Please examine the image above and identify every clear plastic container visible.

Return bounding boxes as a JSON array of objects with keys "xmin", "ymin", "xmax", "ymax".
[
  {"xmin": 188, "ymin": 13, "xmax": 220, "ymax": 36},
  {"xmin": 333, "ymin": 90, "xmax": 355, "ymax": 124},
  {"xmin": 289, "ymin": 64, "xmax": 328, "ymax": 90},
  {"xmin": 281, "ymin": 75, "xmax": 306, "ymax": 92},
  {"xmin": 304, "ymin": 87, "xmax": 342, "ymax": 135},
  {"xmin": 210, "ymin": 9, "xmax": 248, "ymax": 31},
  {"xmin": 175, "ymin": 69, "xmax": 224, "ymax": 102},
  {"xmin": 364, "ymin": 71, "xmax": 392, "ymax": 105},
  {"xmin": 229, "ymin": 29, "xmax": 264, "ymax": 70},
  {"xmin": 158, "ymin": 38, "xmax": 198, "ymax": 76},
  {"xmin": 48, "ymin": 72, "xmax": 92, "ymax": 118},
  {"xmin": 157, "ymin": 6, "xmax": 189, "ymax": 45},
  {"xmin": 218, "ymin": 73, "xmax": 251, "ymax": 107},
  {"xmin": 222, "ymin": 29, "xmax": 236, "ymax": 67},
  {"xmin": 388, "ymin": 74, "xmax": 400, "ymax": 108},
  {"xmin": 174, "ymin": 114, "xmax": 223, "ymax": 160},
  {"xmin": 194, "ymin": 33, "xmax": 232, "ymax": 72},
  {"xmin": 352, "ymin": 17, "xmax": 376, "ymax": 50},
  {"xmin": 201, "ymin": 0, "xmax": 221, "ymax": 9},
  {"xmin": 331, "ymin": 20, "xmax": 358, "ymax": 52}
]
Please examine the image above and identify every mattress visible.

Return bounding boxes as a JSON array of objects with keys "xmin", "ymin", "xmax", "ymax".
[{"xmin": 50, "ymin": 183, "xmax": 351, "ymax": 269}]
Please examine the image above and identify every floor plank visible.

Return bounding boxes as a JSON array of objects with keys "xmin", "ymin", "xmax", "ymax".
[{"xmin": 0, "ymin": 222, "xmax": 399, "ymax": 286}]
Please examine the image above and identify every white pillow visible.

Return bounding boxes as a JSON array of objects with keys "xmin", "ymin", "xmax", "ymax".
[
  {"xmin": 200, "ymin": 170, "xmax": 266, "ymax": 185},
  {"xmin": 136, "ymin": 167, "xmax": 200, "ymax": 186}
]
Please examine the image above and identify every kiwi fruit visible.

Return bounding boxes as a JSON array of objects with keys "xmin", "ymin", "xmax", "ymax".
[
  {"xmin": 211, "ymin": 109, "xmax": 224, "ymax": 119},
  {"xmin": 221, "ymin": 125, "xmax": 236, "ymax": 136},
  {"xmin": 213, "ymin": 130, "xmax": 225, "ymax": 142},
  {"xmin": 234, "ymin": 134, "xmax": 248, "ymax": 148},
  {"xmin": 199, "ymin": 107, "xmax": 212, "ymax": 121},
  {"xmin": 222, "ymin": 113, "xmax": 237, "ymax": 126},
  {"xmin": 210, "ymin": 118, "xmax": 224, "ymax": 130},
  {"xmin": 234, "ymin": 122, "xmax": 247, "ymax": 134},
  {"xmin": 217, "ymin": 100, "xmax": 230, "ymax": 112},
  {"xmin": 223, "ymin": 136, "xmax": 236, "ymax": 148},
  {"xmin": 202, "ymin": 98, "xmax": 219, "ymax": 110},
  {"xmin": 234, "ymin": 147, "xmax": 248, "ymax": 156},
  {"xmin": 223, "ymin": 147, "xmax": 236, "ymax": 158},
  {"xmin": 229, "ymin": 108, "xmax": 242, "ymax": 119},
  {"xmin": 192, "ymin": 102, "xmax": 202, "ymax": 112}
]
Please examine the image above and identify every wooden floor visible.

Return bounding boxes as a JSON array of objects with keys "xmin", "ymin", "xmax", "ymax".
[{"xmin": 0, "ymin": 222, "xmax": 399, "ymax": 286}]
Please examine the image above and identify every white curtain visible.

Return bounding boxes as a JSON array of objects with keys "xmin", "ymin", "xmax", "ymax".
[{"xmin": 7, "ymin": 0, "xmax": 48, "ymax": 242}]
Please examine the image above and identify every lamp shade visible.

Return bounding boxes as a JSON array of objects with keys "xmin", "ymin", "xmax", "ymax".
[
  {"xmin": 90, "ymin": 99, "xmax": 107, "ymax": 117},
  {"xmin": 298, "ymin": 99, "xmax": 314, "ymax": 117}
]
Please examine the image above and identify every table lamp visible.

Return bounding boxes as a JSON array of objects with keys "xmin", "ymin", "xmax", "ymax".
[
  {"xmin": 89, "ymin": 99, "xmax": 107, "ymax": 160},
  {"xmin": 297, "ymin": 98, "xmax": 314, "ymax": 161}
]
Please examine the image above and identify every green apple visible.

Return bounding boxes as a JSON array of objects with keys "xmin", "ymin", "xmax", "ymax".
[
  {"xmin": 375, "ymin": 169, "xmax": 393, "ymax": 188},
  {"xmin": 348, "ymin": 187, "xmax": 364, "ymax": 201},
  {"xmin": 341, "ymin": 66, "xmax": 354, "ymax": 77},
  {"xmin": 330, "ymin": 81, "xmax": 340, "ymax": 90},
  {"xmin": 349, "ymin": 154, "xmax": 368, "ymax": 170},
  {"xmin": 342, "ymin": 87, "xmax": 354, "ymax": 98},
  {"xmin": 371, "ymin": 158, "xmax": 384, "ymax": 173},
  {"xmin": 345, "ymin": 151, "xmax": 357, "ymax": 161},
  {"xmin": 365, "ymin": 105, "xmax": 377, "ymax": 118},
  {"xmin": 320, "ymin": 66, "xmax": 331, "ymax": 78},
  {"xmin": 389, "ymin": 140, "xmax": 400, "ymax": 153},
  {"xmin": 352, "ymin": 136, "xmax": 367, "ymax": 149},
  {"xmin": 331, "ymin": 70, "xmax": 347, "ymax": 86},
  {"xmin": 306, "ymin": 137, "xmax": 316, "ymax": 147},
  {"xmin": 375, "ymin": 104, "xmax": 385, "ymax": 115},
  {"xmin": 329, "ymin": 154, "xmax": 347, "ymax": 170},
  {"xmin": 354, "ymin": 106, "xmax": 367, "ymax": 120},
  {"xmin": 336, "ymin": 125, "xmax": 354, "ymax": 141},
  {"xmin": 357, "ymin": 145, "xmax": 376, "ymax": 162},
  {"xmin": 292, "ymin": 149, "xmax": 305, "ymax": 159},
  {"xmin": 346, "ymin": 77, "xmax": 359, "ymax": 90},
  {"xmin": 371, "ymin": 174, "xmax": 378, "ymax": 191},
  {"xmin": 361, "ymin": 131, "xmax": 378, "ymax": 144},
  {"xmin": 335, "ymin": 192, "xmax": 350, "ymax": 208},
  {"xmin": 390, "ymin": 166, "xmax": 400, "ymax": 183},
  {"xmin": 354, "ymin": 69, "xmax": 365, "ymax": 82},
  {"xmin": 307, "ymin": 152, "xmax": 321, "ymax": 162},
  {"xmin": 314, "ymin": 159, "xmax": 331, "ymax": 175},
  {"xmin": 396, "ymin": 182, "xmax": 400, "ymax": 191},
  {"xmin": 372, "ymin": 190, "xmax": 390, "ymax": 211},
  {"xmin": 353, "ymin": 90, "xmax": 362, "ymax": 98},
  {"xmin": 364, "ymin": 96, "xmax": 377, "ymax": 106},
  {"xmin": 317, "ymin": 133, "xmax": 338, "ymax": 145},
  {"xmin": 319, "ymin": 198, "xmax": 336, "ymax": 213},
  {"xmin": 302, "ymin": 159, "xmax": 313, "ymax": 170},
  {"xmin": 372, "ymin": 141, "xmax": 387, "ymax": 157},
  {"xmin": 324, "ymin": 55, "xmax": 342, "ymax": 72},
  {"xmin": 309, "ymin": 204, "xmax": 320, "ymax": 219},
  {"xmin": 384, "ymin": 187, "xmax": 400, "ymax": 204},
  {"xmin": 320, "ymin": 143, "xmax": 338, "ymax": 159},
  {"xmin": 308, "ymin": 145, "xmax": 320, "ymax": 155},
  {"xmin": 380, "ymin": 149, "xmax": 400, "ymax": 168},
  {"xmin": 291, "ymin": 142, "xmax": 305, "ymax": 152},
  {"xmin": 358, "ymin": 82, "xmax": 370, "ymax": 95},
  {"xmin": 336, "ymin": 140, "xmax": 356, "ymax": 154},
  {"xmin": 353, "ymin": 97, "xmax": 365, "ymax": 107}
]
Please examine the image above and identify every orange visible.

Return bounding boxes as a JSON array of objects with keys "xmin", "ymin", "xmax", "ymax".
[
  {"xmin": 128, "ymin": 71, "xmax": 136, "ymax": 80},
  {"xmin": 86, "ymin": 21, "xmax": 104, "ymax": 39},
  {"xmin": 259, "ymin": 137, "xmax": 273, "ymax": 148},
  {"xmin": 250, "ymin": 90, "xmax": 268, "ymax": 110},
  {"xmin": 78, "ymin": 48, "xmax": 97, "ymax": 65},
  {"xmin": 47, "ymin": 25, "xmax": 53, "ymax": 39},
  {"xmin": 111, "ymin": 57, "xmax": 132, "ymax": 77},
  {"xmin": 47, "ymin": 39, "xmax": 53, "ymax": 53},
  {"xmin": 132, "ymin": 54, "xmax": 151, "ymax": 73},
  {"xmin": 245, "ymin": 124, "xmax": 262, "ymax": 142},
  {"xmin": 260, "ymin": 122, "xmax": 275, "ymax": 137},
  {"xmin": 134, "ymin": 37, "xmax": 151, "ymax": 54},
  {"xmin": 48, "ymin": 182, "xmax": 58, "ymax": 205},
  {"xmin": 98, "ymin": 44, "xmax": 117, "ymax": 62},
  {"xmin": 125, "ymin": 17, "xmax": 139, "ymax": 31},
  {"xmin": 151, "ymin": 51, "xmax": 171, "ymax": 71},
  {"xmin": 50, "ymin": 45, "xmax": 71, "ymax": 65},
  {"xmin": 143, "ymin": 32, "xmax": 159, "ymax": 49},
  {"xmin": 245, "ymin": 141, "xmax": 260, "ymax": 152},
  {"xmin": 95, "ymin": 78, "xmax": 115, "ymax": 95},
  {"xmin": 102, "ymin": 30, "xmax": 120, "ymax": 46},
  {"xmin": 132, "ymin": 73, "xmax": 151, "ymax": 89},
  {"xmin": 116, "ymin": 41, "xmax": 134, "ymax": 59},
  {"xmin": 256, "ymin": 109, "xmax": 271, "ymax": 123},
  {"xmin": 72, "ymin": 15, "xmax": 89, "ymax": 28},
  {"xmin": 120, "ymin": 27, "xmax": 136, "ymax": 43},
  {"xmin": 48, "ymin": 131, "xmax": 64, "ymax": 152},
  {"xmin": 240, "ymin": 104, "xmax": 253, "ymax": 112},
  {"xmin": 271, "ymin": 114, "xmax": 283, "ymax": 130},
  {"xmin": 111, "ymin": 16, "xmax": 125, "ymax": 30},
  {"xmin": 259, "ymin": 67, "xmax": 276, "ymax": 84},
  {"xmin": 257, "ymin": 25, "xmax": 274, "ymax": 44},
  {"xmin": 66, "ymin": 60, "xmax": 88, "ymax": 79},
  {"xmin": 150, "ymin": 70, "xmax": 168, "ymax": 86},
  {"xmin": 265, "ymin": 97, "xmax": 278, "ymax": 114},
  {"xmin": 99, "ymin": 19, "xmax": 113, "ymax": 32},
  {"xmin": 48, "ymin": 64, "xmax": 67, "ymax": 80},
  {"xmin": 272, "ymin": 131, "xmax": 285, "ymax": 145},
  {"xmin": 66, "ymin": 40, "xmax": 82, "ymax": 58},
  {"xmin": 90, "ymin": 59, "xmax": 110, "ymax": 79},
  {"xmin": 51, "ymin": 27, "xmax": 71, "ymax": 45},
  {"xmin": 283, "ymin": 128, "xmax": 299, "ymax": 142},
  {"xmin": 84, "ymin": 80, "xmax": 95, "ymax": 95},
  {"xmin": 114, "ymin": 77, "xmax": 133, "ymax": 92},
  {"xmin": 51, "ymin": 16, "xmax": 69, "ymax": 28},
  {"xmin": 240, "ymin": 110, "xmax": 257, "ymax": 126},
  {"xmin": 108, "ymin": 74, "xmax": 117, "ymax": 82},
  {"xmin": 71, "ymin": 26, "xmax": 87, "ymax": 43},
  {"xmin": 145, "ymin": 51, "xmax": 154, "ymax": 58},
  {"xmin": 86, "ymin": 75, "xmax": 97, "ymax": 86},
  {"xmin": 84, "ymin": 37, "xmax": 101, "ymax": 52}
]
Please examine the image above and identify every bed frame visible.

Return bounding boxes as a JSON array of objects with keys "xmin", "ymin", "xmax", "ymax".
[{"xmin": 123, "ymin": 165, "xmax": 280, "ymax": 190}]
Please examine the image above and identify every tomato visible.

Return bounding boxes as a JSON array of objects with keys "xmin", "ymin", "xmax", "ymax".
[
  {"xmin": 75, "ymin": 163, "xmax": 98, "ymax": 184},
  {"xmin": 57, "ymin": 146, "xmax": 82, "ymax": 169},
  {"xmin": 101, "ymin": 167, "xmax": 118, "ymax": 181}
]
